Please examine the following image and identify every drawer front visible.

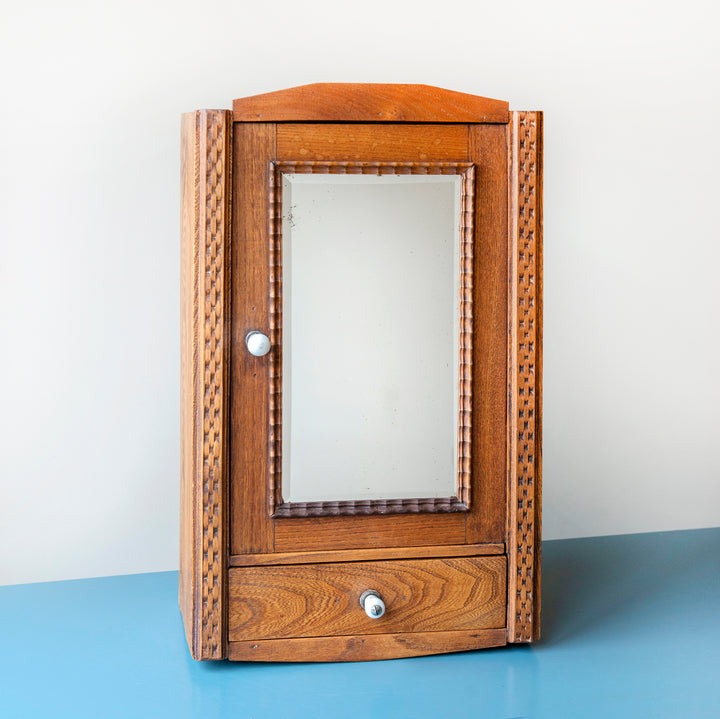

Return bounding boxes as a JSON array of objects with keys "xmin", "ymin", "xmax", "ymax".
[{"xmin": 228, "ymin": 556, "xmax": 506, "ymax": 641}]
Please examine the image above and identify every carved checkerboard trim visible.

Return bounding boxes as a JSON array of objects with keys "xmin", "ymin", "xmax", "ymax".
[{"xmin": 507, "ymin": 112, "xmax": 543, "ymax": 643}]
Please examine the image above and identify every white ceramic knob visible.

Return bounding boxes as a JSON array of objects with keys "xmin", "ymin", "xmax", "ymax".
[
  {"xmin": 245, "ymin": 331, "xmax": 271, "ymax": 357},
  {"xmin": 360, "ymin": 590, "xmax": 386, "ymax": 619}
]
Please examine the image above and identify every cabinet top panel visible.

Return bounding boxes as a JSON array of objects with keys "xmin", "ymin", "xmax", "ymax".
[{"xmin": 232, "ymin": 83, "xmax": 509, "ymax": 124}]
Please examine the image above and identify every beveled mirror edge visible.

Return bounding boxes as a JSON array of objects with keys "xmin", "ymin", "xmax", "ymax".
[{"xmin": 267, "ymin": 160, "xmax": 475, "ymax": 519}]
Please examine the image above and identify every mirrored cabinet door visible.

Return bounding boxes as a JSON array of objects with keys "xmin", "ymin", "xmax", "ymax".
[{"xmin": 230, "ymin": 122, "xmax": 508, "ymax": 553}]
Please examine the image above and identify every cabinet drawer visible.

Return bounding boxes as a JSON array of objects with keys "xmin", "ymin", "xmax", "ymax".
[{"xmin": 228, "ymin": 555, "xmax": 506, "ymax": 641}]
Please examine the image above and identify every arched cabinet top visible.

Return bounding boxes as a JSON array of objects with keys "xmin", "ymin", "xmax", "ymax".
[{"xmin": 232, "ymin": 83, "xmax": 509, "ymax": 123}]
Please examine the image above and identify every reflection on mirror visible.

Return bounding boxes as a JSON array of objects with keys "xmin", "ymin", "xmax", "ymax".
[{"xmin": 280, "ymin": 172, "xmax": 464, "ymax": 504}]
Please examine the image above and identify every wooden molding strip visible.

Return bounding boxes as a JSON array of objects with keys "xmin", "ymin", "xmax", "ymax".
[
  {"xmin": 506, "ymin": 111, "xmax": 543, "ymax": 644},
  {"xmin": 233, "ymin": 83, "xmax": 509, "ymax": 124},
  {"xmin": 272, "ymin": 497, "xmax": 470, "ymax": 519},
  {"xmin": 276, "ymin": 123, "xmax": 469, "ymax": 162},
  {"xmin": 274, "ymin": 513, "xmax": 466, "ymax": 553},
  {"xmin": 179, "ymin": 109, "xmax": 232, "ymax": 660},
  {"xmin": 229, "ymin": 543, "xmax": 505, "ymax": 567},
  {"xmin": 228, "ymin": 628, "xmax": 507, "ymax": 662}
]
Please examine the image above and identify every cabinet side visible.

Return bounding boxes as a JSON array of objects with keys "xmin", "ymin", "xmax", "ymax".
[
  {"xmin": 507, "ymin": 111, "xmax": 543, "ymax": 643},
  {"xmin": 180, "ymin": 109, "xmax": 232, "ymax": 660}
]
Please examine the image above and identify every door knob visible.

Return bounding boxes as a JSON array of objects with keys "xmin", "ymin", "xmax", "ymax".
[
  {"xmin": 359, "ymin": 590, "xmax": 386, "ymax": 619},
  {"xmin": 245, "ymin": 331, "xmax": 271, "ymax": 357}
]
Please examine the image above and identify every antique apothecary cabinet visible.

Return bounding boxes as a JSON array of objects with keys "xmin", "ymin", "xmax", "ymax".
[{"xmin": 180, "ymin": 84, "xmax": 542, "ymax": 661}]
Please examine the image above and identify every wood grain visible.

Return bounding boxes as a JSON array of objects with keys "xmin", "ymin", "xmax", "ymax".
[
  {"xmin": 233, "ymin": 84, "xmax": 508, "ymax": 123},
  {"xmin": 274, "ymin": 513, "xmax": 466, "ymax": 552},
  {"xmin": 228, "ymin": 556, "xmax": 506, "ymax": 641},
  {"xmin": 229, "ymin": 543, "xmax": 505, "ymax": 567},
  {"xmin": 179, "ymin": 109, "xmax": 232, "ymax": 660},
  {"xmin": 277, "ymin": 123, "xmax": 468, "ymax": 161},
  {"xmin": 465, "ymin": 124, "xmax": 509, "ymax": 545},
  {"xmin": 227, "ymin": 628, "xmax": 507, "ymax": 662},
  {"xmin": 507, "ymin": 112, "xmax": 543, "ymax": 643},
  {"xmin": 229, "ymin": 123, "xmax": 276, "ymax": 556}
]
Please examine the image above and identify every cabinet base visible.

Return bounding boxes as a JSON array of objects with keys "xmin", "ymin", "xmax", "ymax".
[{"xmin": 227, "ymin": 628, "xmax": 507, "ymax": 662}]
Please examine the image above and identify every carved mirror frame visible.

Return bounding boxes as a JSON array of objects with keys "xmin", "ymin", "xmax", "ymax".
[{"xmin": 268, "ymin": 160, "xmax": 475, "ymax": 518}]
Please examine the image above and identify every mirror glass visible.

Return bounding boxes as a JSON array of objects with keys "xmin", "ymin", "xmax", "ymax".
[{"xmin": 281, "ymin": 173, "xmax": 462, "ymax": 503}]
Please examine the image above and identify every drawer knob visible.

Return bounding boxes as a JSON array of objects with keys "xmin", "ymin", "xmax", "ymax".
[
  {"xmin": 245, "ymin": 331, "xmax": 271, "ymax": 357},
  {"xmin": 359, "ymin": 590, "xmax": 386, "ymax": 619}
]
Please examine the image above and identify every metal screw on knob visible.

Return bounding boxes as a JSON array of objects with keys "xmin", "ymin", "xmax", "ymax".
[
  {"xmin": 359, "ymin": 590, "xmax": 386, "ymax": 619},
  {"xmin": 245, "ymin": 331, "xmax": 271, "ymax": 357}
]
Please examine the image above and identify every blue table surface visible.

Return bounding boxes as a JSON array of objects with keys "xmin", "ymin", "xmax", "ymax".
[{"xmin": 1, "ymin": 527, "xmax": 718, "ymax": 719}]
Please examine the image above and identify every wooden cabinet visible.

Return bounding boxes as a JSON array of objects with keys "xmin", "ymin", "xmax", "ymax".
[{"xmin": 180, "ymin": 84, "xmax": 542, "ymax": 661}]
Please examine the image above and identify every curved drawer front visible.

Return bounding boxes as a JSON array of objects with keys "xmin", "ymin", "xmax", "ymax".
[{"xmin": 228, "ymin": 555, "xmax": 506, "ymax": 641}]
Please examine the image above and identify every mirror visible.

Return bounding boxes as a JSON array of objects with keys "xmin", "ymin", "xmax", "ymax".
[{"xmin": 271, "ymin": 163, "xmax": 474, "ymax": 513}]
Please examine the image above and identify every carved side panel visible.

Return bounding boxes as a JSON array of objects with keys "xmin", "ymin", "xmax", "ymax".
[
  {"xmin": 268, "ymin": 161, "xmax": 474, "ymax": 518},
  {"xmin": 180, "ymin": 109, "xmax": 232, "ymax": 660},
  {"xmin": 507, "ymin": 112, "xmax": 543, "ymax": 643}
]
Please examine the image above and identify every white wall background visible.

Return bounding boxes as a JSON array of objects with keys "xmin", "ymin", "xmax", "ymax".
[{"xmin": 1, "ymin": 0, "xmax": 718, "ymax": 586}]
